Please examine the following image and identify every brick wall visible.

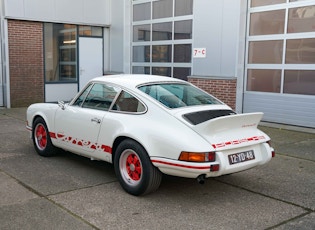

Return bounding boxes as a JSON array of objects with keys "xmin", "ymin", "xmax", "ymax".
[
  {"xmin": 188, "ymin": 77, "xmax": 237, "ymax": 110},
  {"xmin": 8, "ymin": 20, "xmax": 44, "ymax": 107}
]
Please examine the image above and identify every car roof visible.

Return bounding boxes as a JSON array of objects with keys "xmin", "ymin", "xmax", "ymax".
[{"xmin": 91, "ymin": 74, "xmax": 186, "ymax": 89}]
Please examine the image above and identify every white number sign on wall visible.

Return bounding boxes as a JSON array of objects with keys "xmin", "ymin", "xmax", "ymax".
[{"xmin": 193, "ymin": 48, "xmax": 206, "ymax": 58}]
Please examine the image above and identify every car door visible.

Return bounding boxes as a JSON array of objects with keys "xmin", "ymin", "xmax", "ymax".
[{"xmin": 54, "ymin": 82, "xmax": 120, "ymax": 155}]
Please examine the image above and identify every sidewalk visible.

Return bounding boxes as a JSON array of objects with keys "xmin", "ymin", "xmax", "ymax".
[{"xmin": 0, "ymin": 107, "xmax": 314, "ymax": 230}]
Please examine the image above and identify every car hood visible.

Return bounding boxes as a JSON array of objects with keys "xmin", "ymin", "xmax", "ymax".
[{"xmin": 171, "ymin": 105, "xmax": 269, "ymax": 150}]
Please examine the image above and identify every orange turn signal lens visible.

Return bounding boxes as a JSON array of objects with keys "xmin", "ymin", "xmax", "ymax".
[{"xmin": 179, "ymin": 152, "xmax": 215, "ymax": 162}]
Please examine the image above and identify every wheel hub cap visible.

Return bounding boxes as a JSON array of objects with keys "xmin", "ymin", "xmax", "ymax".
[{"xmin": 126, "ymin": 153, "xmax": 142, "ymax": 181}]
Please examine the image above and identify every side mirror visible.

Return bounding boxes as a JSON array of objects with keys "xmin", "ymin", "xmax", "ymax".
[{"xmin": 58, "ymin": 101, "xmax": 66, "ymax": 110}]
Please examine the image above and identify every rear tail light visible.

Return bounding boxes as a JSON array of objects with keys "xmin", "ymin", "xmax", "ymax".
[
  {"xmin": 179, "ymin": 151, "xmax": 216, "ymax": 162},
  {"xmin": 207, "ymin": 152, "xmax": 216, "ymax": 162},
  {"xmin": 267, "ymin": 141, "xmax": 275, "ymax": 157}
]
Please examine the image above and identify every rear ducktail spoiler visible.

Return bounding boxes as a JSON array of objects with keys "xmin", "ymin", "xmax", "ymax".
[{"xmin": 192, "ymin": 112, "xmax": 269, "ymax": 150}]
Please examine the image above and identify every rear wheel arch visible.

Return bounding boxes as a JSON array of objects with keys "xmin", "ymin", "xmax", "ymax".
[
  {"xmin": 111, "ymin": 136, "xmax": 129, "ymax": 161},
  {"xmin": 112, "ymin": 136, "xmax": 149, "ymax": 162}
]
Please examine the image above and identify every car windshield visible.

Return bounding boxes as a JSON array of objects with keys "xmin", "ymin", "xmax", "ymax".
[{"xmin": 138, "ymin": 83, "xmax": 222, "ymax": 109}]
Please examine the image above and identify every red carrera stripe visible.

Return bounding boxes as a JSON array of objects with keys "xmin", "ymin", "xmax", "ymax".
[
  {"xmin": 212, "ymin": 135, "xmax": 266, "ymax": 149},
  {"xmin": 50, "ymin": 132, "xmax": 56, "ymax": 139},
  {"xmin": 151, "ymin": 159, "xmax": 211, "ymax": 170},
  {"xmin": 49, "ymin": 132, "xmax": 112, "ymax": 154}
]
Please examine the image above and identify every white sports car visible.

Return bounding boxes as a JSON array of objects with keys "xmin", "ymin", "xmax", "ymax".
[{"xmin": 26, "ymin": 74, "xmax": 275, "ymax": 195}]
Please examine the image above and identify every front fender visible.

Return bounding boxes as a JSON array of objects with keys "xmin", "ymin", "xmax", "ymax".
[{"xmin": 26, "ymin": 103, "xmax": 59, "ymax": 136}]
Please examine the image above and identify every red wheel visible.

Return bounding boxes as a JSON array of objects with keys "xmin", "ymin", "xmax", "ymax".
[
  {"xmin": 120, "ymin": 150, "xmax": 143, "ymax": 186},
  {"xmin": 114, "ymin": 139, "xmax": 162, "ymax": 196},
  {"xmin": 32, "ymin": 117, "xmax": 57, "ymax": 157},
  {"xmin": 34, "ymin": 123, "xmax": 48, "ymax": 150}
]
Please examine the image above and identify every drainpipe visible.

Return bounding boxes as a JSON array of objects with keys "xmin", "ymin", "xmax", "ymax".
[{"xmin": 0, "ymin": 0, "xmax": 10, "ymax": 108}]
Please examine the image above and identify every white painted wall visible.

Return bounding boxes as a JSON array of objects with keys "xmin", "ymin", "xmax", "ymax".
[
  {"xmin": 192, "ymin": 0, "xmax": 241, "ymax": 78},
  {"xmin": 108, "ymin": 0, "xmax": 128, "ymax": 73},
  {"xmin": 45, "ymin": 84, "xmax": 77, "ymax": 102},
  {"xmin": 4, "ymin": 0, "xmax": 110, "ymax": 26}
]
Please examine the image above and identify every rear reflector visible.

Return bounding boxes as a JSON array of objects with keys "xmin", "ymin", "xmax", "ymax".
[{"xmin": 210, "ymin": 164, "xmax": 220, "ymax": 172}]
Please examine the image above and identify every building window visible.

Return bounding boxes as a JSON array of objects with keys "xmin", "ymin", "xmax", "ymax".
[
  {"xmin": 44, "ymin": 23, "xmax": 77, "ymax": 82},
  {"xmin": 133, "ymin": 3, "xmax": 151, "ymax": 21},
  {"xmin": 132, "ymin": 0, "xmax": 193, "ymax": 80},
  {"xmin": 249, "ymin": 10, "xmax": 285, "ymax": 36},
  {"xmin": 175, "ymin": 0, "xmax": 193, "ymax": 16},
  {"xmin": 152, "ymin": 45, "xmax": 172, "ymax": 62},
  {"xmin": 246, "ymin": 1, "xmax": 315, "ymax": 95},
  {"xmin": 247, "ymin": 69, "xmax": 281, "ymax": 93},
  {"xmin": 174, "ymin": 20, "xmax": 192, "ymax": 39},
  {"xmin": 153, "ymin": 0, "xmax": 173, "ymax": 19},
  {"xmin": 288, "ymin": 5, "xmax": 315, "ymax": 33},
  {"xmin": 248, "ymin": 40, "xmax": 283, "ymax": 64},
  {"xmin": 284, "ymin": 70, "xmax": 315, "ymax": 95},
  {"xmin": 251, "ymin": 0, "xmax": 285, "ymax": 7},
  {"xmin": 79, "ymin": 26, "xmax": 103, "ymax": 37},
  {"xmin": 152, "ymin": 22, "xmax": 172, "ymax": 41},
  {"xmin": 44, "ymin": 24, "xmax": 103, "ymax": 83},
  {"xmin": 286, "ymin": 38, "xmax": 315, "ymax": 64},
  {"xmin": 133, "ymin": 24, "xmax": 151, "ymax": 42}
]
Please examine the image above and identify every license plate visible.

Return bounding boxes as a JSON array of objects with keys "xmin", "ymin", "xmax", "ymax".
[{"xmin": 228, "ymin": 150, "xmax": 255, "ymax": 165}]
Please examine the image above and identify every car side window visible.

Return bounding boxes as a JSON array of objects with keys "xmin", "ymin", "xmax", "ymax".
[
  {"xmin": 72, "ymin": 84, "xmax": 93, "ymax": 107},
  {"xmin": 76, "ymin": 83, "xmax": 120, "ymax": 111},
  {"xmin": 112, "ymin": 91, "xmax": 146, "ymax": 113}
]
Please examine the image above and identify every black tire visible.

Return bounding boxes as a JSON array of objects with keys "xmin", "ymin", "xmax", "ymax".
[
  {"xmin": 114, "ymin": 139, "xmax": 162, "ymax": 196},
  {"xmin": 32, "ymin": 117, "xmax": 57, "ymax": 157}
]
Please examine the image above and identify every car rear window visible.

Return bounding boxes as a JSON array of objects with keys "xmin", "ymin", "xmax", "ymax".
[{"xmin": 138, "ymin": 83, "xmax": 222, "ymax": 109}]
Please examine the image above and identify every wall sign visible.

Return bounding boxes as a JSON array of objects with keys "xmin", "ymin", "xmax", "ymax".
[{"xmin": 193, "ymin": 48, "xmax": 206, "ymax": 58}]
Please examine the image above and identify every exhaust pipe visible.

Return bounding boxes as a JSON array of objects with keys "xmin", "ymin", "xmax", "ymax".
[{"xmin": 197, "ymin": 174, "xmax": 206, "ymax": 185}]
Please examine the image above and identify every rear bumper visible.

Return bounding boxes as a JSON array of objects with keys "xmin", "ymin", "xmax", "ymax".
[
  {"xmin": 151, "ymin": 143, "xmax": 273, "ymax": 179},
  {"xmin": 151, "ymin": 157, "xmax": 220, "ymax": 178}
]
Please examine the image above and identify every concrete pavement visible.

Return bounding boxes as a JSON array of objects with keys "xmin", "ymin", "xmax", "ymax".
[{"xmin": 0, "ymin": 107, "xmax": 314, "ymax": 230}]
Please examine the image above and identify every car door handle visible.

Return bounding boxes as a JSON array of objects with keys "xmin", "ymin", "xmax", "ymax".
[{"xmin": 91, "ymin": 118, "xmax": 101, "ymax": 124}]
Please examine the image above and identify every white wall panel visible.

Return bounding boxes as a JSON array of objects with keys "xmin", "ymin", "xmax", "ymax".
[
  {"xmin": 5, "ymin": 0, "xmax": 25, "ymax": 18},
  {"xmin": 221, "ymin": 0, "xmax": 239, "ymax": 77},
  {"xmin": 4, "ymin": 0, "xmax": 109, "ymax": 25},
  {"xmin": 193, "ymin": 0, "xmax": 222, "ymax": 76},
  {"xmin": 193, "ymin": 0, "xmax": 240, "ymax": 77},
  {"xmin": 45, "ymin": 84, "xmax": 78, "ymax": 102},
  {"xmin": 55, "ymin": 0, "xmax": 83, "ymax": 23},
  {"xmin": 109, "ymin": 0, "xmax": 125, "ymax": 73},
  {"xmin": 25, "ymin": 0, "xmax": 55, "ymax": 21}
]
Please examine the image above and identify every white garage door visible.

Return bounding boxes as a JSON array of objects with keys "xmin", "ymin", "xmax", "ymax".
[{"xmin": 243, "ymin": 1, "xmax": 315, "ymax": 128}]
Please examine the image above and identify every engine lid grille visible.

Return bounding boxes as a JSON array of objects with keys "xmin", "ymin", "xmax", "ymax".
[{"xmin": 183, "ymin": 109, "xmax": 236, "ymax": 125}]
